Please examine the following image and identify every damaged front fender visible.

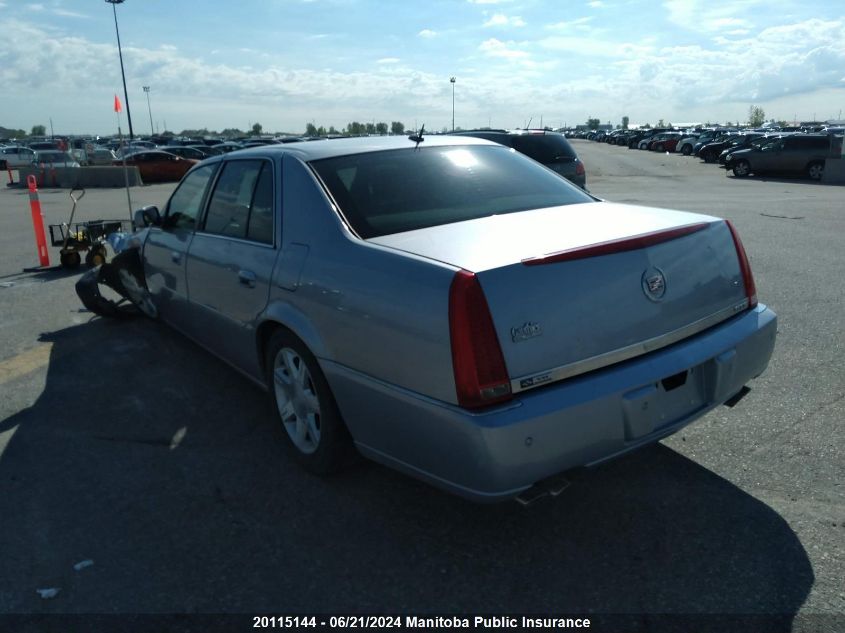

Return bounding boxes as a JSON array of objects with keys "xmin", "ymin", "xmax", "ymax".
[{"xmin": 75, "ymin": 247, "xmax": 158, "ymax": 320}]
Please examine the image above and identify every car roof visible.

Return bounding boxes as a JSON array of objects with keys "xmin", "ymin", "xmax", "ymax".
[{"xmin": 216, "ymin": 134, "xmax": 495, "ymax": 163}]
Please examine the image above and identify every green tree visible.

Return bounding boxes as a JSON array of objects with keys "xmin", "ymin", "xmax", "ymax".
[
  {"xmin": 179, "ymin": 128, "xmax": 212, "ymax": 137},
  {"xmin": 657, "ymin": 118, "xmax": 665, "ymax": 127},
  {"xmin": 365, "ymin": 122, "xmax": 376, "ymax": 135},
  {"xmin": 221, "ymin": 128, "xmax": 243, "ymax": 138},
  {"xmin": 621, "ymin": 116, "xmax": 629, "ymax": 130},
  {"xmin": 390, "ymin": 121, "xmax": 405, "ymax": 135},
  {"xmin": 31, "ymin": 124, "xmax": 46, "ymax": 136},
  {"xmin": 375, "ymin": 122, "xmax": 388, "ymax": 135},
  {"xmin": 328, "ymin": 126, "xmax": 338, "ymax": 135},
  {"xmin": 586, "ymin": 118, "xmax": 600, "ymax": 130},
  {"xmin": 305, "ymin": 122, "xmax": 318, "ymax": 136},
  {"xmin": 346, "ymin": 121, "xmax": 364, "ymax": 135},
  {"xmin": 251, "ymin": 122, "xmax": 263, "ymax": 136},
  {"xmin": 747, "ymin": 105, "xmax": 766, "ymax": 127}
]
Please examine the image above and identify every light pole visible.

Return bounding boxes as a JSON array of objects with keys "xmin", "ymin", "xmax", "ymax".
[
  {"xmin": 143, "ymin": 86, "xmax": 154, "ymax": 136},
  {"xmin": 450, "ymin": 77, "xmax": 456, "ymax": 131},
  {"xmin": 106, "ymin": 0, "xmax": 134, "ymax": 140}
]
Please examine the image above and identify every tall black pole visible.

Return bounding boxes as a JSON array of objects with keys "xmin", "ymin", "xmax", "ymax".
[{"xmin": 109, "ymin": 0, "xmax": 134, "ymax": 140}]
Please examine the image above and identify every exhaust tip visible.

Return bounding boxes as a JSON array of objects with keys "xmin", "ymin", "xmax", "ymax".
[{"xmin": 515, "ymin": 472, "xmax": 572, "ymax": 507}]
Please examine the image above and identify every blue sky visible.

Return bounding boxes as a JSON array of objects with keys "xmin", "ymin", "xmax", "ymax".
[{"xmin": 0, "ymin": 0, "xmax": 843, "ymax": 135}]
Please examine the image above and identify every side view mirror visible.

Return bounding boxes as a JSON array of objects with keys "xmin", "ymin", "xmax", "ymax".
[{"xmin": 133, "ymin": 205, "xmax": 161, "ymax": 229}]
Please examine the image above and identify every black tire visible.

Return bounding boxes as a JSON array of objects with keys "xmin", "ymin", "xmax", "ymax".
[
  {"xmin": 702, "ymin": 150, "xmax": 716, "ymax": 164},
  {"xmin": 806, "ymin": 161, "xmax": 824, "ymax": 181},
  {"xmin": 681, "ymin": 145, "xmax": 692, "ymax": 156},
  {"xmin": 60, "ymin": 250, "xmax": 81, "ymax": 269},
  {"xmin": 732, "ymin": 160, "xmax": 751, "ymax": 178},
  {"xmin": 265, "ymin": 329, "xmax": 353, "ymax": 475}
]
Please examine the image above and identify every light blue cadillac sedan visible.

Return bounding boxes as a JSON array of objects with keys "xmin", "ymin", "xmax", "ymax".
[{"xmin": 101, "ymin": 134, "xmax": 776, "ymax": 503}]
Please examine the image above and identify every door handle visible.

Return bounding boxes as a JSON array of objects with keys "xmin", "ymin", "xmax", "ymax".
[
  {"xmin": 170, "ymin": 251, "xmax": 181, "ymax": 264},
  {"xmin": 238, "ymin": 270, "xmax": 257, "ymax": 288}
]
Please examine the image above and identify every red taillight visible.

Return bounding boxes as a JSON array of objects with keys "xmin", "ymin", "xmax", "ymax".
[
  {"xmin": 575, "ymin": 161, "xmax": 585, "ymax": 176},
  {"xmin": 449, "ymin": 270, "xmax": 512, "ymax": 409},
  {"xmin": 725, "ymin": 220, "xmax": 758, "ymax": 309}
]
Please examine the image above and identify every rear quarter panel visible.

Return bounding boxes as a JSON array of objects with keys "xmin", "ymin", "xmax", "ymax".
[{"xmin": 262, "ymin": 154, "xmax": 459, "ymax": 405}]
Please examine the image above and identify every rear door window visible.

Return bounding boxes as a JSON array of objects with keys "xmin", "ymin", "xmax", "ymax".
[{"xmin": 246, "ymin": 164, "xmax": 274, "ymax": 244}]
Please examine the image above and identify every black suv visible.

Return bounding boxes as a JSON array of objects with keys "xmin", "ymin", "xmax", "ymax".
[{"xmin": 450, "ymin": 129, "xmax": 586, "ymax": 189}]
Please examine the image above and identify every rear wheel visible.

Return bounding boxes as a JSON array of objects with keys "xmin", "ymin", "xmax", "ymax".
[
  {"xmin": 681, "ymin": 144, "xmax": 692, "ymax": 156},
  {"xmin": 266, "ymin": 330, "xmax": 352, "ymax": 474},
  {"xmin": 732, "ymin": 160, "xmax": 750, "ymax": 177},
  {"xmin": 702, "ymin": 150, "xmax": 716, "ymax": 163},
  {"xmin": 806, "ymin": 161, "xmax": 824, "ymax": 181}
]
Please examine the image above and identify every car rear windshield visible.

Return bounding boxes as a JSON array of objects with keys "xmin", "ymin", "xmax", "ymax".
[
  {"xmin": 310, "ymin": 145, "xmax": 593, "ymax": 238},
  {"xmin": 511, "ymin": 134, "xmax": 577, "ymax": 163}
]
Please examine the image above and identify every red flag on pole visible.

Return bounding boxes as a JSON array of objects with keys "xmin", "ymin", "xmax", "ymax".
[{"xmin": 114, "ymin": 94, "xmax": 122, "ymax": 113}]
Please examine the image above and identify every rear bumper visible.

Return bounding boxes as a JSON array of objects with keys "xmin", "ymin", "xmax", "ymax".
[{"xmin": 324, "ymin": 304, "xmax": 777, "ymax": 502}]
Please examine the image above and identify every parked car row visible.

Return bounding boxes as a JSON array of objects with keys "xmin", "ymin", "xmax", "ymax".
[
  {"xmin": 0, "ymin": 145, "xmax": 82, "ymax": 169},
  {"xmin": 576, "ymin": 126, "xmax": 843, "ymax": 181}
]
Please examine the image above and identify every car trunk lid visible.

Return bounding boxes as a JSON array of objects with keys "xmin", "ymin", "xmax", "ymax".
[{"xmin": 369, "ymin": 202, "xmax": 749, "ymax": 390}]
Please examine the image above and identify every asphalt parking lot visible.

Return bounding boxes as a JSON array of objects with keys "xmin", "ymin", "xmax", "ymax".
[{"xmin": 0, "ymin": 144, "xmax": 842, "ymax": 631}]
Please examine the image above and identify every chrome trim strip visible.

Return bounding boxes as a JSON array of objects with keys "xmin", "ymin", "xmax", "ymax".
[{"xmin": 510, "ymin": 300, "xmax": 749, "ymax": 394}]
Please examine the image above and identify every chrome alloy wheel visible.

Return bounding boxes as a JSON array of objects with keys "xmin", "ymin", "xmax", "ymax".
[
  {"xmin": 807, "ymin": 162, "xmax": 824, "ymax": 181},
  {"xmin": 732, "ymin": 160, "xmax": 750, "ymax": 177},
  {"xmin": 273, "ymin": 347, "xmax": 321, "ymax": 454}
]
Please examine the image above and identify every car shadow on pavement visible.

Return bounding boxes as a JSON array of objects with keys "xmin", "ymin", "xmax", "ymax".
[
  {"xmin": 0, "ymin": 317, "xmax": 813, "ymax": 630},
  {"xmin": 727, "ymin": 173, "xmax": 837, "ymax": 186}
]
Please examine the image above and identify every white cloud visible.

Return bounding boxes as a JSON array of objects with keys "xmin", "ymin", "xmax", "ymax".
[
  {"xmin": 54, "ymin": 8, "xmax": 87, "ymax": 18},
  {"xmin": 545, "ymin": 17, "xmax": 593, "ymax": 30},
  {"xmin": 418, "ymin": 29, "xmax": 437, "ymax": 38},
  {"xmin": 478, "ymin": 37, "xmax": 529, "ymax": 59},
  {"xmin": 587, "ymin": 1, "xmax": 604, "ymax": 7},
  {"xmin": 468, "ymin": 0, "xmax": 513, "ymax": 4},
  {"xmin": 664, "ymin": 0, "xmax": 758, "ymax": 32},
  {"xmin": 483, "ymin": 13, "xmax": 526, "ymax": 27},
  {"xmin": 377, "ymin": 57, "xmax": 400, "ymax": 64}
]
